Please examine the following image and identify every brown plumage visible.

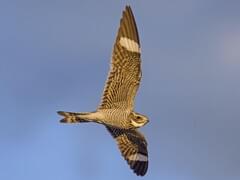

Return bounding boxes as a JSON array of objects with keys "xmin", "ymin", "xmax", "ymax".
[
  {"xmin": 98, "ymin": 5, "xmax": 141, "ymax": 111},
  {"xmin": 58, "ymin": 6, "xmax": 149, "ymax": 176}
]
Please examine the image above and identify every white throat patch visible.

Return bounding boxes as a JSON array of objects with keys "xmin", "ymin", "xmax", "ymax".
[
  {"xmin": 119, "ymin": 37, "xmax": 140, "ymax": 53},
  {"xmin": 131, "ymin": 119, "xmax": 145, "ymax": 127}
]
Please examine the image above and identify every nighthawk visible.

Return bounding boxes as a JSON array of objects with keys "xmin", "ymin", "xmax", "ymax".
[{"xmin": 58, "ymin": 5, "xmax": 149, "ymax": 176}]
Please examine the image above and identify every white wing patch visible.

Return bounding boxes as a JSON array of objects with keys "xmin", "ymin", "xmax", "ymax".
[
  {"xmin": 119, "ymin": 37, "xmax": 140, "ymax": 53},
  {"xmin": 128, "ymin": 153, "xmax": 148, "ymax": 162}
]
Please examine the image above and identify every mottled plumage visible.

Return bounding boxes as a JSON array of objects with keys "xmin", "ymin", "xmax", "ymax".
[
  {"xmin": 58, "ymin": 6, "xmax": 149, "ymax": 176},
  {"xmin": 98, "ymin": 5, "xmax": 141, "ymax": 111}
]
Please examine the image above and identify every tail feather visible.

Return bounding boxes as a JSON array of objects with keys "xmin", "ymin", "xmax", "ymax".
[{"xmin": 57, "ymin": 111, "xmax": 89, "ymax": 123}]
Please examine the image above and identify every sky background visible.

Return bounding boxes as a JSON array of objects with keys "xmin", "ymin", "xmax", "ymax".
[{"xmin": 1, "ymin": 0, "xmax": 240, "ymax": 180}]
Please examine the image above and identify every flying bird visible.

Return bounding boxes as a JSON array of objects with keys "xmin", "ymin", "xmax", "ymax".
[{"xmin": 58, "ymin": 5, "xmax": 149, "ymax": 176}]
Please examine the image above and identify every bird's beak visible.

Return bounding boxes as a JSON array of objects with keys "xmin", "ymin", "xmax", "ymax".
[{"xmin": 146, "ymin": 119, "xmax": 149, "ymax": 124}]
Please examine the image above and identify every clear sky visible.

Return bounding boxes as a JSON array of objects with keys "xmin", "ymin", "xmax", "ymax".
[{"xmin": 1, "ymin": 0, "xmax": 240, "ymax": 180}]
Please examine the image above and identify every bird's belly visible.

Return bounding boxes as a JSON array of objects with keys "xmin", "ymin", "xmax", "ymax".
[{"xmin": 99, "ymin": 109, "xmax": 130, "ymax": 129}]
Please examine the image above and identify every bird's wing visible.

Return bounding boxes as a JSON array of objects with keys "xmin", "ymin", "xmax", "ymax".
[
  {"xmin": 106, "ymin": 126, "xmax": 148, "ymax": 176},
  {"xmin": 98, "ymin": 6, "xmax": 142, "ymax": 111}
]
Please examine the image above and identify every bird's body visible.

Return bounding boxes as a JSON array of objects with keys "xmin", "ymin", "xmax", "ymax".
[
  {"xmin": 58, "ymin": 5, "xmax": 149, "ymax": 176},
  {"xmin": 58, "ymin": 110, "xmax": 148, "ymax": 129}
]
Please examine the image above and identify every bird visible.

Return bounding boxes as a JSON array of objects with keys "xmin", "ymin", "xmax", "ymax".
[{"xmin": 57, "ymin": 5, "xmax": 149, "ymax": 176}]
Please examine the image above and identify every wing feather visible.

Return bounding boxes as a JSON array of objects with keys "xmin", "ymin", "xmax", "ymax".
[
  {"xmin": 106, "ymin": 126, "xmax": 148, "ymax": 176},
  {"xmin": 98, "ymin": 6, "xmax": 142, "ymax": 110}
]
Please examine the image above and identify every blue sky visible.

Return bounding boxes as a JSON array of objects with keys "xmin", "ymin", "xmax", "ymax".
[{"xmin": 1, "ymin": 0, "xmax": 240, "ymax": 180}]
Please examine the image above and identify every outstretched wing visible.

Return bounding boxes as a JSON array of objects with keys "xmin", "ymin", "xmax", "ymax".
[
  {"xmin": 98, "ymin": 6, "xmax": 142, "ymax": 111},
  {"xmin": 106, "ymin": 126, "xmax": 148, "ymax": 176}
]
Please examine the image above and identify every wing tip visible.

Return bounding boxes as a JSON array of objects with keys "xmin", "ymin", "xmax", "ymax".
[
  {"xmin": 125, "ymin": 5, "xmax": 132, "ymax": 12},
  {"xmin": 129, "ymin": 160, "xmax": 148, "ymax": 176},
  {"xmin": 117, "ymin": 4, "xmax": 140, "ymax": 48}
]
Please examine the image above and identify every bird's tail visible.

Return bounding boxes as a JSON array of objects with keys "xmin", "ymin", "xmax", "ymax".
[{"xmin": 57, "ymin": 111, "xmax": 91, "ymax": 123}]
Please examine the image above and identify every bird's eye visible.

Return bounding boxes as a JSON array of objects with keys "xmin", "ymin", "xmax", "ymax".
[{"xmin": 137, "ymin": 116, "xmax": 141, "ymax": 119}]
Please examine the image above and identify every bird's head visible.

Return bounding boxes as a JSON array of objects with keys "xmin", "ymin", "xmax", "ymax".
[{"xmin": 130, "ymin": 112, "xmax": 149, "ymax": 128}]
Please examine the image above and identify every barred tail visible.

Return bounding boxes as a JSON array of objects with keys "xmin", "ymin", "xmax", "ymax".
[{"xmin": 57, "ymin": 111, "xmax": 90, "ymax": 123}]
